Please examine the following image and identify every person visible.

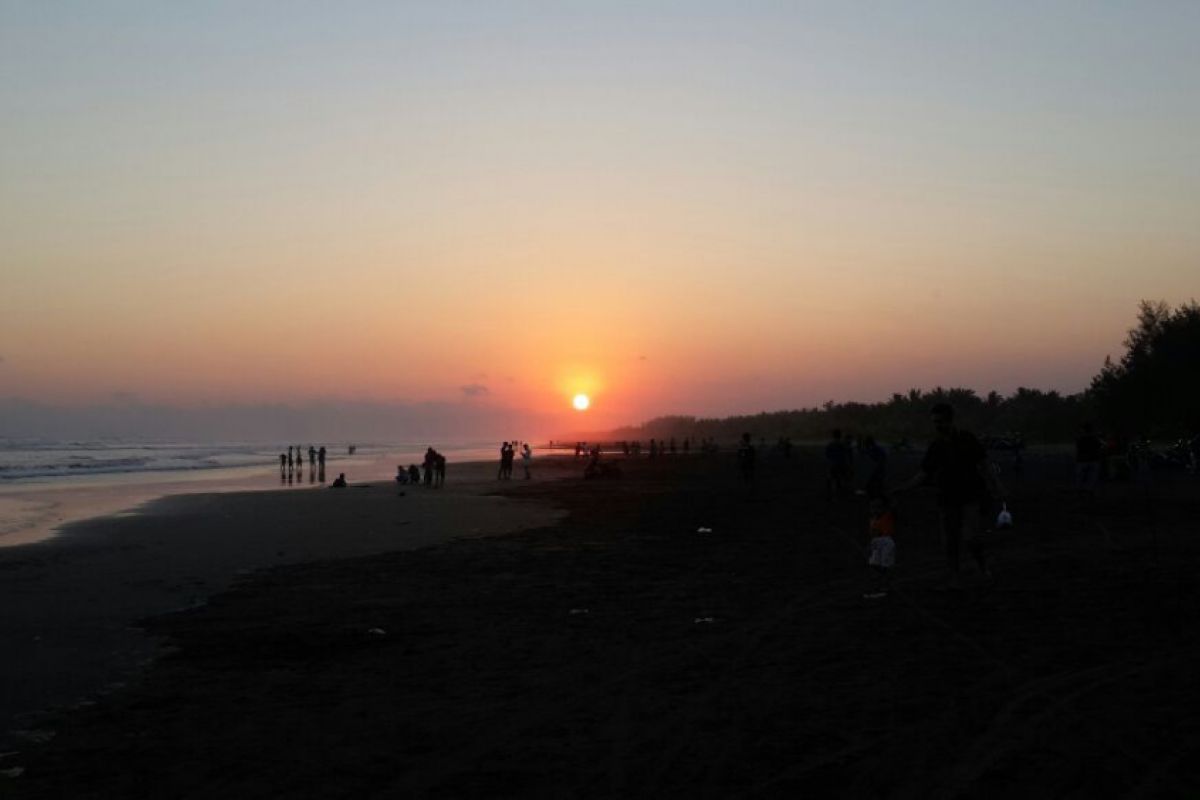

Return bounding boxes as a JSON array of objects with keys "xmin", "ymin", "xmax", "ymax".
[
  {"xmin": 825, "ymin": 429, "xmax": 851, "ymax": 499},
  {"xmin": 861, "ymin": 435, "xmax": 888, "ymax": 500},
  {"xmin": 435, "ymin": 451, "xmax": 446, "ymax": 487},
  {"xmin": 395, "ymin": 465, "xmax": 409, "ymax": 485},
  {"xmin": 683, "ymin": 437, "xmax": 690, "ymax": 455},
  {"xmin": 423, "ymin": 447, "xmax": 436, "ymax": 487},
  {"xmin": 279, "ymin": 452, "xmax": 287, "ymax": 474},
  {"xmin": 669, "ymin": 437, "xmax": 677, "ymax": 455},
  {"xmin": 407, "ymin": 464, "xmax": 421, "ymax": 484},
  {"xmin": 737, "ymin": 432, "xmax": 756, "ymax": 482},
  {"xmin": 649, "ymin": 439, "xmax": 658, "ymax": 459},
  {"xmin": 331, "ymin": 473, "xmax": 347, "ymax": 488},
  {"xmin": 894, "ymin": 403, "xmax": 1005, "ymax": 587},
  {"xmin": 498, "ymin": 442, "xmax": 512, "ymax": 480},
  {"xmin": 1075, "ymin": 422, "xmax": 1103, "ymax": 496},
  {"xmin": 317, "ymin": 446, "xmax": 326, "ymax": 468},
  {"xmin": 521, "ymin": 442, "xmax": 533, "ymax": 479},
  {"xmin": 286, "ymin": 447, "xmax": 294, "ymax": 473},
  {"xmin": 308, "ymin": 446, "xmax": 317, "ymax": 468},
  {"xmin": 865, "ymin": 497, "xmax": 897, "ymax": 598}
]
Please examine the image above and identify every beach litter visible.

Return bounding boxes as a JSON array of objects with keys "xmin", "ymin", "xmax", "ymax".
[
  {"xmin": 569, "ymin": 608, "xmax": 590, "ymax": 615},
  {"xmin": 696, "ymin": 527, "xmax": 713, "ymax": 533},
  {"xmin": 694, "ymin": 617, "xmax": 715, "ymax": 624}
]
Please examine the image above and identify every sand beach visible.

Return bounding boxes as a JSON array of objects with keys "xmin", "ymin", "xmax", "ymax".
[{"xmin": 3, "ymin": 449, "xmax": 1199, "ymax": 797}]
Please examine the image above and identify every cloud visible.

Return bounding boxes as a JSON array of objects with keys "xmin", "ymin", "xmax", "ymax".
[{"xmin": 460, "ymin": 383, "xmax": 489, "ymax": 398}]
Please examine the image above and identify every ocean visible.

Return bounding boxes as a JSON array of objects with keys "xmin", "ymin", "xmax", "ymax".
[{"xmin": 0, "ymin": 438, "xmax": 515, "ymax": 546}]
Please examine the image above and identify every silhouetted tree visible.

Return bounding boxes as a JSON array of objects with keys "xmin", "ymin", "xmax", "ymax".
[{"xmin": 1091, "ymin": 300, "xmax": 1200, "ymax": 435}]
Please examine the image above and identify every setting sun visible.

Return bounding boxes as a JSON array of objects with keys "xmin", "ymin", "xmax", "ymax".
[{"xmin": 572, "ymin": 394, "xmax": 590, "ymax": 411}]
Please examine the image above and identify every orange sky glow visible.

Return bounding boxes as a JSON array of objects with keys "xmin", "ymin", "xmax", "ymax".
[{"xmin": 2, "ymin": 5, "xmax": 1197, "ymax": 438}]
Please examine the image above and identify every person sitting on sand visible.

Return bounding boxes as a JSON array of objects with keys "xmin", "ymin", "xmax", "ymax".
[
  {"xmin": 894, "ymin": 403, "xmax": 1005, "ymax": 587},
  {"xmin": 865, "ymin": 496, "xmax": 896, "ymax": 598},
  {"xmin": 331, "ymin": 473, "xmax": 347, "ymax": 488}
]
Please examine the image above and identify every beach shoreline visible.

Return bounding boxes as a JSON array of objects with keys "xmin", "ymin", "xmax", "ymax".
[{"xmin": 0, "ymin": 457, "xmax": 576, "ymax": 752}]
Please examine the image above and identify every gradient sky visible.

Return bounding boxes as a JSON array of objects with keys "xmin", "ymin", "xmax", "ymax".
[{"xmin": 2, "ymin": 2, "xmax": 1198, "ymax": 431}]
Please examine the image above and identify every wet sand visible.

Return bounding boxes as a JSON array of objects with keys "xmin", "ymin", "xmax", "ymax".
[
  {"xmin": 5, "ymin": 451, "xmax": 1200, "ymax": 797},
  {"xmin": 0, "ymin": 459, "xmax": 568, "ymax": 753}
]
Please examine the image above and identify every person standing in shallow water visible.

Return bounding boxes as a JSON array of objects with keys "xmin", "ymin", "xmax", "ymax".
[{"xmin": 895, "ymin": 403, "xmax": 1005, "ymax": 588}]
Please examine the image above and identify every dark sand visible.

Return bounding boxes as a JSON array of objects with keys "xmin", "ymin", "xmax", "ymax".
[
  {"xmin": 5, "ymin": 450, "xmax": 1200, "ymax": 797},
  {"xmin": 0, "ymin": 460, "xmax": 566, "ymax": 755}
]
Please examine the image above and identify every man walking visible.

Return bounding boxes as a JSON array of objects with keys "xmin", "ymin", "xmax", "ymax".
[{"xmin": 896, "ymin": 403, "xmax": 1005, "ymax": 587}]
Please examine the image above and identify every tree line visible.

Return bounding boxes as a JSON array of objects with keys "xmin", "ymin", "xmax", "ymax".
[{"xmin": 608, "ymin": 300, "xmax": 1199, "ymax": 445}]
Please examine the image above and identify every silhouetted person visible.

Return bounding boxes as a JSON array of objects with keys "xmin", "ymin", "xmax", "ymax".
[
  {"xmin": 737, "ymin": 432, "xmax": 756, "ymax": 482},
  {"xmin": 649, "ymin": 439, "xmax": 658, "ymax": 459},
  {"xmin": 1076, "ymin": 422, "xmax": 1103, "ymax": 495},
  {"xmin": 287, "ymin": 447, "xmax": 294, "ymax": 472},
  {"xmin": 331, "ymin": 473, "xmax": 347, "ymax": 488},
  {"xmin": 895, "ymin": 403, "xmax": 1005, "ymax": 587},
  {"xmin": 308, "ymin": 446, "xmax": 316, "ymax": 468},
  {"xmin": 435, "ymin": 452, "xmax": 446, "ymax": 487},
  {"xmin": 279, "ymin": 453, "xmax": 287, "ymax": 475},
  {"xmin": 396, "ymin": 465, "xmax": 409, "ymax": 485},
  {"xmin": 521, "ymin": 442, "xmax": 533, "ymax": 479},
  {"xmin": 862, "ymin": 435, "xmax": 888, "ymax": 500},
  {"xmin": 683, "ymin": 437, "xmax": 690, "ymax": 455},
  {"xmin": 825, "ymin": 429, "xmax": 851, "ymax": 499},
  {"xmin": 669, "ymin": 437, "xmax": 677, "ymax": 455},
  {"xmin": 423, "ymin": 447, "xmax": 435, "ymax": 487},
  {"xmin": 408, "ymin": 464, "xmax": 421, "ymax": 484}
]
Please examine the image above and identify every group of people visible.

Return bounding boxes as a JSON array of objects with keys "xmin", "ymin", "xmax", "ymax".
[
  {"xmin": 742, "ymin": 405, "xmax": 1007, "ymax": 597},
  {"xmin": 498, "ymin": 441, "xmax": 533, "ymax": 480},
  {"xmin": 280, "ymin": 445, "xmax": 327, "ymax": 482}
]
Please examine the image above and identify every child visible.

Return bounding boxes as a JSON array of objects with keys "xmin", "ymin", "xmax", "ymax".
[{"xmin": 865, "ymin": 497, "xmax": 896, "ymax": 599}]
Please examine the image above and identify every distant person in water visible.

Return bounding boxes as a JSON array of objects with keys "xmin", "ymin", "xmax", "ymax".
[
  {"xmin": 895, "ymin": 403, "xmax": 1004, "ymax": 587},
  {"xmin": 825, "ymin": 429, "xmax": 851, "ymax": 499},
  {"xmin": 521, "ymin": 442, "xmax": 533, "ymax": 479},
  {"xmin": 331, "ymin": 473, "xmax": 347, "ymax": 488}
]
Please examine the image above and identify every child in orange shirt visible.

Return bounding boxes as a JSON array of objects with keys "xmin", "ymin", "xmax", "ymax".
[{"xmin": 865, "ymin": 497, "xmax": 896, "ymax": 599}]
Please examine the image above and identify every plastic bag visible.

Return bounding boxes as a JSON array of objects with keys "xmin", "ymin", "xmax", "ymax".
[{"xmin": 995, "ymin": 503, "xmax": 1013, "ymax": 530}]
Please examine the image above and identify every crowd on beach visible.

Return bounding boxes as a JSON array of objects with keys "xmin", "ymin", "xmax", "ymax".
[{"xmin": 563, "ymin": 404, "xmax": 1199, "ymax": 600}]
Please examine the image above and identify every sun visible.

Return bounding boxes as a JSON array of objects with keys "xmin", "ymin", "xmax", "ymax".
[{"xmin": 572, "ymin": 393, "xmax": 590, "ymax": 411}]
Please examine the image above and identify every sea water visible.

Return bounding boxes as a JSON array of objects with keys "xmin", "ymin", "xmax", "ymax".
[{"xmin": 0, "ymin": 439, "xmax": 511, "ymax": 546}]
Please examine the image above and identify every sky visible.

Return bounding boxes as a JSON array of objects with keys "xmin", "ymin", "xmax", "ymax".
[{"xmin": 2, "ymin": 1, "xmax": 1198, "ymax": 436}]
